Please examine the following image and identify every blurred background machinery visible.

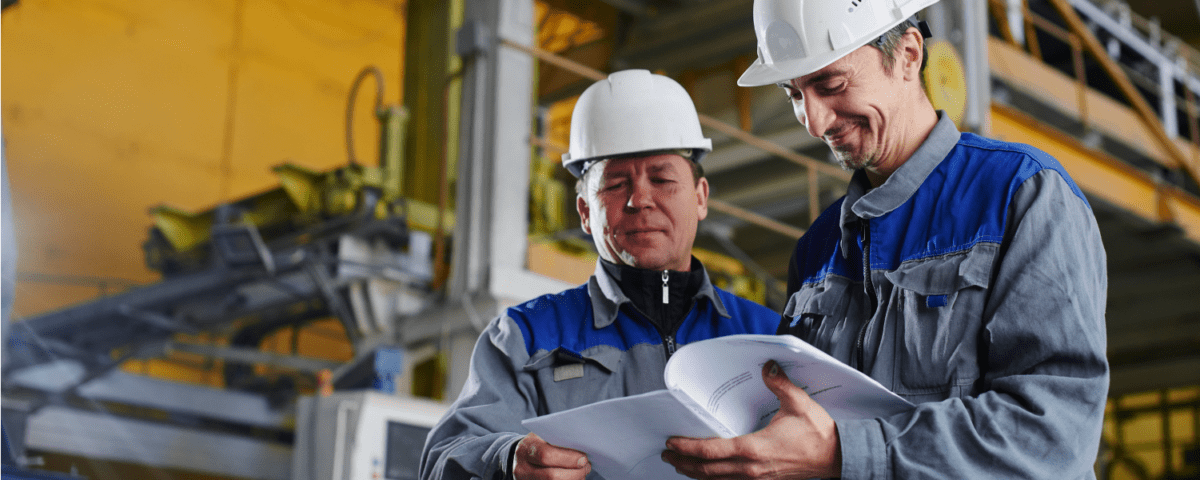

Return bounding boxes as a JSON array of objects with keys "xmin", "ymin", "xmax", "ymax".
[{"xmin": 2, "ymin": 0, "xmax": 1200, "ymax": 479}]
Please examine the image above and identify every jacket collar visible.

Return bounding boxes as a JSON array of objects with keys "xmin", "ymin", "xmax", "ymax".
[
  {"xmin": 839, "ymin": 111, "xmax": 960, "ymax": 255},
  {"xmin": 587, "ymin": 257, "xmax": 729, "ymax": 329}
]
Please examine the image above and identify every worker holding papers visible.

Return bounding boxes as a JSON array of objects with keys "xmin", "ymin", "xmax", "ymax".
[
  {"xmin": 419, "ymin": 70, "xmax": 779, "ymax": 480},
  {"xmin": 523, "ymin": 334, "xmax": 911, "ymax": 480},
  {"xmin": 662, "ymin": 1, "xmax": 1109, "ymax": 479}
]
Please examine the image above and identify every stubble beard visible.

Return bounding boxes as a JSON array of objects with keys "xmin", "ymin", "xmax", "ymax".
[{"xmin": 831, "ymin": 145, "xmax": 879, "ymax": 172}]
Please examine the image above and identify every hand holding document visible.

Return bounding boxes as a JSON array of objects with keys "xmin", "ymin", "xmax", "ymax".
[{"xmin": 522, "ymin": 334, "xmax": 913, "ymax": 480}]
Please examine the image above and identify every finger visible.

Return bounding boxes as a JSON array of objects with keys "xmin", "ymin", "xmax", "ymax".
[
  {"xmin": 664, "ymin": 436, "xmax": 740, "ymax": 460},
  {"xmin": 522, "ymin": 434, "xmax": 590, "ymax": 469},
  {"xmin": 761, "ymin": 360, "xmax": 816, "ymax": 414}
]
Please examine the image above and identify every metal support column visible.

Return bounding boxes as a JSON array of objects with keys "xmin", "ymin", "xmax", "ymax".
[
  {"xmin": 962, "ymin": 0, "xmax": 992, "ymax": 134},
  {"xmin": 1161, "ymin": 60, "xmax": 1179, "ymax": 139},
  {"xmin": 1005, "ymin": 0, "xmax": 1026, "ymax": 46},
  {"xmin": 452, "ymin": 0, "xmax": 536, "ymax": 299}
]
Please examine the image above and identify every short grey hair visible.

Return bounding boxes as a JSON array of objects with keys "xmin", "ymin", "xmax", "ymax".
[{"xmin": 871, "ymin": 21, "xmax": 929, "ymax": 88}]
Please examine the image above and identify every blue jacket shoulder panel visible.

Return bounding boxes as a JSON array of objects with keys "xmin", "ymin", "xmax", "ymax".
[
  {"xmin": 676, "ymin": 289, "xmax": 780, "ymax": 344},
  {"xmin": 791, "ymin": 197, "xmax": 862, "ymax": 287},
  {"xmin": 506, "ymin": 285, "xmax": 658, "ymax": 357},
  {"xmin": 956, "ymin": 133, "xmax": 1089, "ymax": 206},
  {"xmin": 871, "ymin": 133, "xmax": 1090, "ymax": 269},
  {"xmin": 507, "ymin": 284, "xmax": 779, "ymax": 357}
]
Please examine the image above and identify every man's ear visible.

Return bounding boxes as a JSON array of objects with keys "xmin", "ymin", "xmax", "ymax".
[
  {"xmin": 577, "ymin": 194, "xmax": 593, "ymax": 234},
  {"xmin": 900, "ymin": 27, "xmax": 925, "ymax": 82},
  {"xmin": 695, "ymin": 177, "xmax": 709, "ymax": 221}
]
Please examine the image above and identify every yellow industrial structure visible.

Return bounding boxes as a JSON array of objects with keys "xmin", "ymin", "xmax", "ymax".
[{"xmin": 3, "ymin": 0, "xmax": 1200, "ymax": 479}]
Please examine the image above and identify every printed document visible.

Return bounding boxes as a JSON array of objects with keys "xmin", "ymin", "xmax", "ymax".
[{"xmin": 522, "ymin": 334, "xmax": 913, "ymax": 480}]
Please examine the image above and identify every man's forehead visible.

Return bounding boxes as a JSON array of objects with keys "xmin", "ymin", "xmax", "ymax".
[{"xmin": 602, "ymin": 154, "xmax": 685, "ymax": 174}]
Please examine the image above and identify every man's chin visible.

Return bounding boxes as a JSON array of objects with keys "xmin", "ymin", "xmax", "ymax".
[
  {"xmin": 832, "ymin": 150, "xmax": 859, "ymax": 170},
  {"xmin": 618, "ymin": 249, "xmax": 672, "ymax": 270},
  {"xmin": 833, "ymin": 150, "xmax": 876, "ymax": 171}
]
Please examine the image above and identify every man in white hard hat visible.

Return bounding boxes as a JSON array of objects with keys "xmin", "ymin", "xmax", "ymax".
[
  {"xmin": 420, "ymin": 69, "xmax": 780, "ymax": 480},
  {"xmin": 663, "ymin": 1, "xmax": 1108, "ymax": 479}
]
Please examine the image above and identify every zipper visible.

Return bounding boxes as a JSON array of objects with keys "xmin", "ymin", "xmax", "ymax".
[
  {"xmin": 643, "ymin": 309, "xmax": 680, "ymax": 360},
  {"xmin": 661, "ymin": 270, "xmax": 669, "ymax": 304},
  {"xmin": 661, "ymin": 270, "xmax": 677, "ymax": 357},
  {"xmin": 855, "ymin": 219, "xmax": 878, "ymax": 372}
]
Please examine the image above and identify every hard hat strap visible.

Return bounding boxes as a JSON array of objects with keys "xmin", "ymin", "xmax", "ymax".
[{"xmin": 873, "ymin": 16, "xmax": 932, "ymax": 50}]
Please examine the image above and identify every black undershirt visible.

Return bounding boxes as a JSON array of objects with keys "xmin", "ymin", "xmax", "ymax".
[{"xmin": 600, "ymin": 257, "xmax": 705, "ymax": 336}]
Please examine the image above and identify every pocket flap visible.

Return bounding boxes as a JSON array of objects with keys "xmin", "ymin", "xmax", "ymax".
[
  {"xmin": 523, "ymin": 346, "xmax": 618, "ymax": 373},
  {"xmin": 883, "ymin": 243, "xmax": 997, "ymax": 296},
  {"xmin": 785, "ymin": 275, "xmax": 852, "ymax": 317}
]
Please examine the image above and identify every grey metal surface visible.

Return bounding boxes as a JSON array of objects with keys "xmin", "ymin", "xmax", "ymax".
[{"xmin": 24, "ymin": 405, "xmax": 291, "ymax": 480}]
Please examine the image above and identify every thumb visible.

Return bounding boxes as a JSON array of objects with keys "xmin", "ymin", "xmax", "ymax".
[{"xmin": 761, "ymin": 360, "xmax": 814, "ymax": 414}]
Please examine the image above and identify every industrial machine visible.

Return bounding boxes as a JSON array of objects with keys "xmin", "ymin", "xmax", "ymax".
[
  {"xmin": 1, "ymin": 67, "xmax": 451, "ymax": 480},
  {"xmin": 291, "ymin": 391, "xmax": 448, "ymax": 480}
]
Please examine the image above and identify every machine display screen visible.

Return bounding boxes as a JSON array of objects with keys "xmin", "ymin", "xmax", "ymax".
[{"xmin": 385, "ymin": 421, "xmax": 432, "ymax": 480}]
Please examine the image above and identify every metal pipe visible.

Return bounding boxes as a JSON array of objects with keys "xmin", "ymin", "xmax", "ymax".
[
  {"xmin": 708, "ymin": 199, "xmax": 805, "ymax": 239},
  {"xmin": 434, "ymin": 70, "xmax": 464, "ymax": 293},
  {"xmin": 1071, "ymin": 35, "xmax": 1089, "ymax": 129}
]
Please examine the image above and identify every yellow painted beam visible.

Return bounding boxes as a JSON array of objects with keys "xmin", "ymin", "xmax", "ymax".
[
  {"xmin": 992, "ymin": 103, "xmax": 1200, "ymax": 245},
  {"xmin": 988, "ymin": 37, "xmax": 1180, "ymax": 169}
]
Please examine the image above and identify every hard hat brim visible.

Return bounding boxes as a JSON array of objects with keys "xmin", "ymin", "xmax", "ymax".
[
  {"xmin": 563, "ymin": 140, "xmax": 713, "ymax": 178},
  {"xmin": 737, "ymin": 11, "xmax": 929, "ymax": 87}
]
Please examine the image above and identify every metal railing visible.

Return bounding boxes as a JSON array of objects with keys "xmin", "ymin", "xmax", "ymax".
[{"xmin": 991, "ymin": 0, "xmax": 1200, "ymax": 185}]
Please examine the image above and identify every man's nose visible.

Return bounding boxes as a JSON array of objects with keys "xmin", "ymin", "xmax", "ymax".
[
  {"xmin": 625, "ymin": 179, "xmax": 654, "ymax": 210},
  {"xmin": 802, "ymin": 96, "xmax": 835, "ymax": 140}
]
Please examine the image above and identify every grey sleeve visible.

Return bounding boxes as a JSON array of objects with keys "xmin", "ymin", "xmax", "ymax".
[
  {"xmin": 420, "ymin": 315, "xmax": 537, "ymax": 480},
  {"xmin": 838, "ymin": 170, "xmax": 1109, "ymax": 479}
]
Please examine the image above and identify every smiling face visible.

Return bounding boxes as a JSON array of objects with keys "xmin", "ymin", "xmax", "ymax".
[
  {"xmin": 779, "ymin": 28, "xmax": 934, "ymax": 185},
  {"xmin": 577, "ymin": 153, "xmax": 709, "ymax": 271}
]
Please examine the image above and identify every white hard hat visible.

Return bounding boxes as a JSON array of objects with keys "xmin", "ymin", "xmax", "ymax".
[
  {"xmin": 562, "ymin": 69, "xmax": 713, "ymax": 178},
  {"xmin": 738, "ymin": 0, "xmax": 941, "ymax": 87}
]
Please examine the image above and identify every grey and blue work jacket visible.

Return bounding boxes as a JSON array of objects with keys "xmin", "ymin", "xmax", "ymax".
[
  {"xmin": 420, "ymin": 260, "xmax": 780, "ymax": 480},
  {"xmin": 781, "ymin": 113, "xmax": 1109, "ymax": 479}
]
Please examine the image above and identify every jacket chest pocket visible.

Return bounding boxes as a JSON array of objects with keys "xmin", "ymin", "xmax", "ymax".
[
  {"xmin": 883, "ymin": 244, "xmax": 997, "ymax": 399},
  {"xmin": 781, "ymin": 276, "xmax": 857, "ymax": 359},
  {"xmin": 523, "ymin": 347, "xmax": 621, "ymax": 414}
]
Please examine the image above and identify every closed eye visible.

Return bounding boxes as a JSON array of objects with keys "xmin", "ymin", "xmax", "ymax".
[
  {"xmin": 780, "ymin": 86, "xmax": 801, "ymax": 102},
  {"xmin": 817, "ymin": 81, "xmax": 846, "ymax": 95},
  {"xmin": 602, "ymin": 180, "xmax": 627, "ymax": 192}
]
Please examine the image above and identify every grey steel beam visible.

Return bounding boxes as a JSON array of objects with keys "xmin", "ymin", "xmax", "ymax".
[
  {"xmin": 166, "ymin": 342, "xmax": 339, "ymax": 374},
  {"xmin": 451, "ymin": 0, "xmax": 536, "ymax": 299}
]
